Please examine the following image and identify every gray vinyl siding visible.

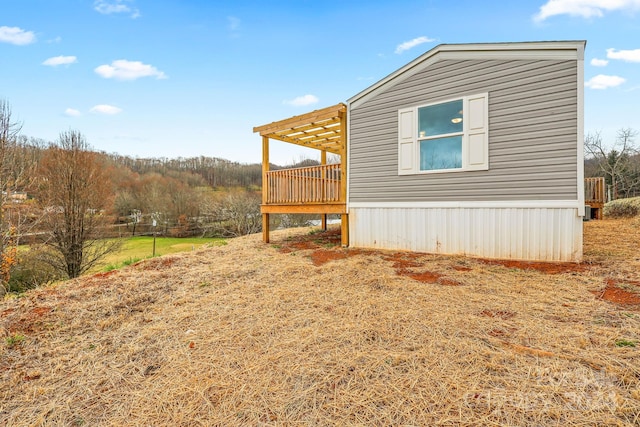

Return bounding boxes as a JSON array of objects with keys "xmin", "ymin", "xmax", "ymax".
[{"xmin": 349, "ymin": 59, "xmax": 578, "ymax": 202}]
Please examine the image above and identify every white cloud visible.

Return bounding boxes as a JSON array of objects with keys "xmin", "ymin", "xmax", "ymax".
[
  {"xmin": 94, "ymin": 0, "xmax": 140, "ymax": 18},
  {"xmin": 43, "ymin": 55, "xmax": 78, "ymax": 66},
  {"xmin": 0, "ymin": 26, "xmax": 36, "ymax": 45},
  {"xmin": 283, "ymin": 94, "xmax": 319, "ymax": 106},
  {"xmin": 395, "ymin": 36, "xmax": 435, "ymax": 54},
  {"xmin": 534, "ymin": 0, "xmax": 640, "ymax": 22},
  {"xmin": 606, "ymin": 48, "xmax": 640, "ymax": 62},
  {"xmin": 584, "ymin": 74, "xmax": 626, "ymax": 89},
  {"xmin": 90, "ymin": 104, "xmax": 122, "ymax": 115},
  {"xmin": 94, "ymin": 59, "xmax": 167, "ymax": 80},
  {"xmin": 590, "ymin": 58, "xmax": 609, "ymax": 67},
  {"xmin": 65, "ymin": 108, "xmax": 81, "ymax": 117},
  {"xmin": 46, "ymin": 36, "xmax": 62, "ymax": 44},
  {"xmin": 228, "ymin": 16, "xmax": 240, "ymax": 31}
]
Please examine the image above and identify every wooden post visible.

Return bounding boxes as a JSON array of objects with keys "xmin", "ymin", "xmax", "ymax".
[
  {"xmin": 341, "ymin": 214, "xmax": 349, "ymax": 247},
  {"xmin": 339, "ymin": 109, "xmax": 349, "ymax": 247},
  {"xmin": 262, "ymin": 136, "xmax": 270, "ymax": 243},
  {"xmin": 320, "ymin": 150, "xmax": 327, "ymax": 231}
]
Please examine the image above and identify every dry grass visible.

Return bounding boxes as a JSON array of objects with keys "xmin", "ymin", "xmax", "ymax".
[{"xmin": 1, "ymin": 219, "xmax": 639, "ymax": 426}]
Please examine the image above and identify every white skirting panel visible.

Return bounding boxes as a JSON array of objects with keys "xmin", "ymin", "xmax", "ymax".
[{"xmin": 349, "ymin": 207, "xmax": 583, "ymax": 262}]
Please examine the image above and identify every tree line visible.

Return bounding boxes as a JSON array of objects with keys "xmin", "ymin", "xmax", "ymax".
[
  {"xmin": 584, "ymin": 128, "xmax": 640, "ymax": 199},
  {"xmin": 0, "ymin": 100, "xmax": 318, "ymax": 294},
  {"xmin": 106, "ymin": 153, "xmax": 263, "ymax": 189}
]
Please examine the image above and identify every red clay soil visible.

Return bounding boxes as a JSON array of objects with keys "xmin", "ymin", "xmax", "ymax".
[
  {"xmin": 488, "ymin": 328, "xmax": 508, "ymax": 338},
  {"xmin": 4, "ymin": 305, "xmax": 54, "ymax": 334},
  {"xmin": 310, "ymin": 247, "xmax": 462, "ymax": 285},
  {"xmin": 591, "ymin": 278, "xmax": 640, "ymax": 306},
  {"xmin": 607, "ymin": 278, "xmax": 640, "ymax": 287},
  {"xmin": 310, "ymin": 248, "xmax": 371, "ymax": 267},
  {"xmin": 276, "ymin": 229, "xmax": 368, "ymax": 266},
  {"xmin": 80, "ymin": 269, "xmax": 120, "ymax": 288},
  {"xmin": 134, "ymin": 257, "xmax": 178, "ymax": 271},
  {"xmin": 309, "ymin": 249, "xmax": 350, "ymax": 266},
  {"xmin": 91, "ymin": 270, "xmax": 119, "ymax": 279},
  {"xmin": 480, "ymin": 310, "xmax": 516, "ymax": 320},
  {"xmin": 280, "ymin": 232, "xmax": 464, "ymax": 285},
  {"xmin": 381, "ymin": 252, "xmax": 425, "ymax": 269},
  {"xmin": 0, "ymin": 308, "xmax": 15, "ymax": 318},
  {"xmin": 396, "ymin": 269, "xmax": 442, "ymax": 284},
  {"xmin": 437, "ymin": 277, "xmax": 462, "ymax": 286},
  {"xmin": 278, "ymin": 229, "xmax": 592, "ymax": 284},
  {"xmin": 477, "ymin": 259, "xmax": 588, "ymax": 274},
  {"xmin": 278, "ymin": 242, "xmax": 316, "ymax": 253},
  {"xmin": 381, "ymin": 252, "xmax": 464, "ymax": 285},
  {"xmin": 278, "ymin": 229, "xmax": 342, "ymax": 254},
  {"xmin": 22, "ymin": 372, "xmax": 42, "ymax": 381}
]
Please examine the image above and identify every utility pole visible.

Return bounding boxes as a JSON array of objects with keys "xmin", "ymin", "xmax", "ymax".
[{"xmin": 152, "ymin": 217, "xmax": 157, "ymax": 257}]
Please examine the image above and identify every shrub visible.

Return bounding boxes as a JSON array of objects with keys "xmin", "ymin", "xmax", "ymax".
[
  {"xmin": 7, "ymin": 248, "xmax": 63, "ymax": 293},
  {"xmin": 5, "ymin": 334, "xmax": 25, "ymax": 348},
  {"xmin": 209, "ymin": 192, "xmax": 262, "ymax": 237},
  {"xmin": 603, "ymin": 196, "xmax": 640, "ymax": 218}
]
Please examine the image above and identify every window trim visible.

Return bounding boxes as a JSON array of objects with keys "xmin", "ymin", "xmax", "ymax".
[{"xmin": 398, "ymin": 93, "xmax": 488, "ymax": 175}]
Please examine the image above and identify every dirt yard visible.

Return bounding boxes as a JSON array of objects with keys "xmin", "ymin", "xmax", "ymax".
[{"xmin": 1, "ymin": 218, "xmax": 639, "ymax": 426}]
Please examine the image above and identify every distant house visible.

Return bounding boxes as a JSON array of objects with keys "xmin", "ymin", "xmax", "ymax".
[
  {"xmin": 255, "ymin": 41, "xmax": 586, "ymax": 262},
  {"xmin": 2, "ymin": 191, "xmax": 28, "ymax": 203}
]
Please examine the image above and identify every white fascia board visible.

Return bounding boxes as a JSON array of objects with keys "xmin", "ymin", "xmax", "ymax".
[
  {"xmin": 348, "ymin": 40, "xmax": 587, "ymax": 109},
  {"xmin": 349, "ymin": 200, "xmax": 582, "ymax": 209},
  {"xmin": 576, "ymin": 43, "xmax": 586, "ymax": 217},
  {"xmin": 345, "ymin": 100, "xmax": 351, "ymax": 212}
]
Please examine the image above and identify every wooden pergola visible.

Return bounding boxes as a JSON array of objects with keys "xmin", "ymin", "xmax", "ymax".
[{"xmin": 253, "ymin": 103, "xmax": 348, "ymax": 246}]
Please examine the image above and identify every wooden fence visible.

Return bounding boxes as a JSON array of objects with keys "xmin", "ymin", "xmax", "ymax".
[
  {"xmin": 585, "ymin": 177, "xmax": 606, "ymax": 205},
  {"xmin": 585, "ymin": 177, "xmax": 606, "ymax": 219}
]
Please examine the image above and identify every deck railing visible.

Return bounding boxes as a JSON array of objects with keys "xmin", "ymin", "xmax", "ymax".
[
  {"xmin": 265, "ymin": 164, "xmax": 342, "ymax": 204},
  {"xmin": 585, "ymin": 177, "xmax": 606, "ymax": 205}
]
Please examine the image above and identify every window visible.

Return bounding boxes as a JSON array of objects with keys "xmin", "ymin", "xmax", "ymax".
[
  {"xmin": 418, "ymin": 100, "xmax": 463, "ymax": 171},
  {"xmin": 398, "ymin": 93, "xmax": 488, "ymax": 175}
]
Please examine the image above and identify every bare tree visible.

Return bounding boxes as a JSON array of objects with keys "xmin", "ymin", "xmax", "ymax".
[
  {"xmin": 0, "ymin": 100, "xmax": 25, "ymax": 294},
  {"xmin": 37, "ymin": 130, "xmax": 120, "ymax": 278},
  {"xmin": 201, "ymin": 191, "xmax": 262, "ymax": 237},
  {"xmin": 585, "ymin": 128, "xmax": 640, "ymax": 199},
  {"xmin": 220, "ymin": 192, "xmax": 262, "ymax": 237}
]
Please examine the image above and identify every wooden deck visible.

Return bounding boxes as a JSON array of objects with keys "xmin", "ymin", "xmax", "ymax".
[
  {"xmin": 585, "ymin": 177, "xmax": 606, "ymax": 219},
  {"xmin": 254, "ymin": 104, "xmax": 348, "ymax": 246}
]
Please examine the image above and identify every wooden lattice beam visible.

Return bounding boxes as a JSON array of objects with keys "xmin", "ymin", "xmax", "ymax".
[{"xmin": 253, "ymin": 103, "xmax": 346, "ymax": 154}]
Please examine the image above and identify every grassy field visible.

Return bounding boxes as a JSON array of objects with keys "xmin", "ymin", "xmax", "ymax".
[
  {"xmin": 93, "ymin": 236, "xmax": 226, "ymax": 272},
  {"xmin": 1, "ymin": 219, "xmax": 639, "ymax": 426}
]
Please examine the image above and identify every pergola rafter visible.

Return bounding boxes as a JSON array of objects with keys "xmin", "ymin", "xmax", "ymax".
[{"xmin": 253, "ymin": 103, "xmax": 346, "ymax": 155}]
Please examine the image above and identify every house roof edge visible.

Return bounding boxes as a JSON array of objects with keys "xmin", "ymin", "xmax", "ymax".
[{"xmin": 347, "ymin": 40, "xmax": 586, "ymax": 107}]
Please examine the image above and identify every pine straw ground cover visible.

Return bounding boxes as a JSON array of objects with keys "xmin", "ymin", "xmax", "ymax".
[{"xmin": 1, "ymin": 219, "xmax": 639, "ymax": 426}]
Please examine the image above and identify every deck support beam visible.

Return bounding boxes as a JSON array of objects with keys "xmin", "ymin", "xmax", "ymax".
[
  {"xmin": 262, "ymin": 136, "xmax": 270, "ymax": 242},
  {"xmin": 262, "ymin": 214, "xmax": 270, "ymax": 243},
  {"xmin": 341, "ymin": 214, "xmax": 349, "ymax": 247},
  {"xmin": 321, "ymin": 150, "xmax": 327, "ymax": 230}
]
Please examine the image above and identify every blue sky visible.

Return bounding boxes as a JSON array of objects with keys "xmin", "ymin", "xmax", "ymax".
[{"xmin": 1, "ymin": 0, "xmax": 639, "ymax": 165}]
